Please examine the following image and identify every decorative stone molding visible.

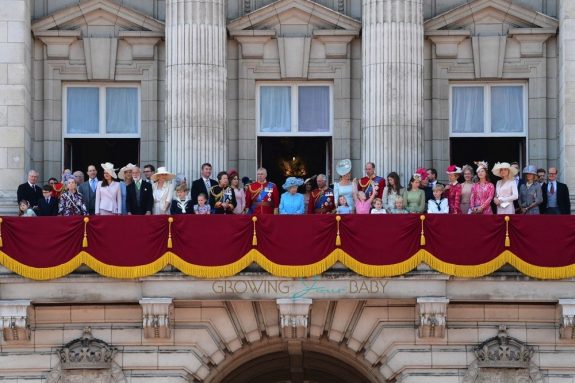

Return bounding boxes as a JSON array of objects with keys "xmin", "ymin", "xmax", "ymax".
[
  {"xmin": 35, "ymin": 31, "xmax": 81, "ymax": 60},
  {"xmin": 119, "ymin": 32, "xmax": 163, "ymax": 60},
  {"xmin": 58, "ymin": 327, "xmax": 117, "ymax": 370},
  {"xmin": 472, "ymin": 36, "xmax": 507, "ymax": 79},
  {"xmin": 416, "ymin": 297, "xmax": 448, "ymax": 338},
  {"xmin": 426, "ymin": 31, "xmax": 470, "ymax": 59},
  {"xmin": 558, "ymin": 299, "xmax": 575, "ymax": 339},
  {"xmin": 314, "ymin": 31, "xmax": 358, "ymax": 59},
  {"xmin": 0, "ymin": 300, "xmax": 31, "ymax": 342},
  {"xmin": 474, "ymin": 326, "xmax": 533, "ymax": 368},
  {"xmin": 509, "ymin": 29, "xmax": 555, "ymax": 58},
  {"xmin": 230, "ymin": 30, "xmax": 275, "ymax": 59},
  {"xmin": 277, "ymin": 298, "xmax": 312, "ymax": 339},
  {"xmin": 139, "ymin": 298, "xmax": 173, "ymax": 339}
]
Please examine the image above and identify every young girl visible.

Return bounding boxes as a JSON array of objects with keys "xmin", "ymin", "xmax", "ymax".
[
  {"xmin": 371, "ymin": 198, "xmax": 386, "ymax": 214},
  {"xmin": 336, "ymin": 195, "xmax": 352, "ymax": 214},
  {"xmin": 194, "ymin": 193, "xmax": 211, "ymax": 215},
  {"xmin": 427, "ymin": 184, "xmax": 449, "ymax": 214},
  {"xmin": 389, "ymin": 197, "xmax": 408, "ymax": 214},
  {"xmin": 354, "ymin": 189, "xmax": 375, "ymax": 214},
  {"xmin": 170, "ymin": 184, "xmax": 192, "ymax": 214},
  {"xmin": 19, "ymin": 200, "xmax": 36, "ymax": 217}
]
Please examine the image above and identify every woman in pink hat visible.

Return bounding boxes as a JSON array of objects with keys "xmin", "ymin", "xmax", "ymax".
[
  {"xmin": 469, "ymin": 161, "xmax": 494, "ymax": 215},
  {"xmin": 444, "ymin": 165, "xmax": 462, "ymax": 214}
]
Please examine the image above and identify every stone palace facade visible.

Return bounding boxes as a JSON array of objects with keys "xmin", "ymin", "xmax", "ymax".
[{"xmin": 1, "ymin": 1, "xmax": 575, "ymax": 383}]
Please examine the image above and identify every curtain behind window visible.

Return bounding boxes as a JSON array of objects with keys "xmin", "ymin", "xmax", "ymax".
[
  {"xmin": 491, "ymin": 86, "xmax": 523, "ymax": 133},
  {"xmin": 106, "ymin": 88, "xmax": 138, "ymax": 134},
  {"xmin": 298, "ymin": 86, "xmax": 330, "ymax": 132},
  {"xmin": 452, "ymin": 87, "xmax": 484, "ymax": 133},
  {"xmin": 260, "ymin": 86, "xmax": 291, "ymax": 132},
  {"xmin": 67, "ymin": 88, "xmax": 99, "ymax": 134}
]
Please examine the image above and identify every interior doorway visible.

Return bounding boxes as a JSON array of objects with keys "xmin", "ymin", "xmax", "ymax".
[
  {"xmin": 450, "ymin": 137, "xmax": 526, "ymax": 170},
  {"xmin": 258, "ymin": 137, "xmax": 332, "ymax": 186},
  {"xmin": 64, "ymin": 138, "xmax": 140, "ymax": 177}
]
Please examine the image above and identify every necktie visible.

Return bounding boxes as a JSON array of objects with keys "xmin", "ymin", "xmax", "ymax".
[
  {"xmin": 91, "ymin": 179, "xmax": 96, "ymax": 192},
  {"xmin": 205, "ymin": 179, "xmax": 211, "ymax": 192},
  {"xmin": 136, "ymin": 180, "xmax": 141, "ymax": 192},
  {"xmin": 46, "ymin": 198, "xmax": 49, "ymax": 204},
  {"xmin": 550, "ymin": 182, "xmax": 555, "ymax": 195}
]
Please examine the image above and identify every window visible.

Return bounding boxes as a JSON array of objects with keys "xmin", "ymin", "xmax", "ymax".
[
  {"xmin": 63, "ymin": 84, "xmax": 140, "ymax": 138},
  {"xmin": 450, "ymin": 83, "xmax": 527, "ymax": 136},
  {"xmin": 257, "ymin": 83, "xmax": 332, "ymax": 136}
]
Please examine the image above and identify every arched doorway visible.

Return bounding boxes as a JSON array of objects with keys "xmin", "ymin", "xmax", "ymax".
[{"xmin": 205, "ymin": 339, "xmax": 385, "ymax": 383}]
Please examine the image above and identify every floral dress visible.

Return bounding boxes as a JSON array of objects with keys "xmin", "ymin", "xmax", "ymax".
[
  {"xmin": 58, "ymin": 191, "xmax": 88, "ymax": 216},
  {"xmin": 470, "ymin": 182, "xmax": 495, "ymax": 215}
]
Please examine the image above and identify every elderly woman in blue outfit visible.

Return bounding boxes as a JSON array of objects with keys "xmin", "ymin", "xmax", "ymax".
[{"xmin": 279, "ymin": 177, "xmax": 305, "ymax": 214}]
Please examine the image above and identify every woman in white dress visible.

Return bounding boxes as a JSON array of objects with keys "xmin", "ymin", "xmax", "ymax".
[
  {"xmin": 95, "ymin": 162, "xmax": 122, "ymax": 215},
  {"xmin": 492, "ymin": 162, "xmax": 518, "ymax": 215},
  {"xmin": 333, "ymin": 159, "xmax": 356, "ymax": 212},
  {"xmin": 151, "ymin": 167, "xmax": 175, "ymax": 215}
]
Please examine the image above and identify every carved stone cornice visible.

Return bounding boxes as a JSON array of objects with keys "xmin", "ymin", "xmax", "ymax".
[
  {"xmin": 277, "ymin": 298, "xmax": 312, "ymax": 339},
  {"xmin": 0, "ymin": 300, "xmax": 31, "ymax": 342},
  {"xmin": 474, "ymin": 326, "xmax": 533, "ymax": 368},
  {"xmin": 139, "ymin": 297, "xmax": 173, "ymax": 339},
  {"xmin": 58, "ymin": 327, "xmax": 117, "ymax": 369},
  {"xmin": 558, "ymin": 299, "xmax": 575, "ymax": 339},
  {"xmin": 417, "ymin": 297, "xmax": 449, "ymax": 339}
]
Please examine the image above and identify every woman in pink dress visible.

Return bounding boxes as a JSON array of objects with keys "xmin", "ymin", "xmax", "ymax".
[
  {"xmin": 228, "ymin": 169, "xmax": 245, "ymax": 214},
  {"xmin": 492, "ymin": 162, "xmax": 519, "ymax": 215},
  {"xmin": 469, "ymin": 161, "xmax": 494, "ymax": 215},
  {"xmin": 95, "ymin": 162, "xmax": 122, "ymax": 215},
  {"xmin": 444, "ymin": 165, "xmax": 462, "ymax": 214}
]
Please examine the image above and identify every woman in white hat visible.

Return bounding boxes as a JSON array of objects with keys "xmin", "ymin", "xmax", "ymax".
[
  {"xmin": 492, "ymin": 162, "xmax": 519, "ymax": 215},
  {"xmin": 95, "ymin": 162, "xmax": 122, "ymax": 215},
  {"xmin": 118, "ymin": 163, "xmax": 136, "ymax": 215},
  {"xmin": 151, "ymin": 166, "xmax": 175, "ymax": 215},
  {"xmin": 334, "ymin": 159, "xmax": 356, "ymax": 213},
  {"xmin": 518, "ymin": 165, "xmax": 543, "ymax": 214}
]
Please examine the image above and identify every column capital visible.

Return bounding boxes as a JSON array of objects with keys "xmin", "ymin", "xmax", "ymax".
[
  {"xmin": 416, "ymin": 297, "xmax": 449, "ymax": 339},
  {"xmin": 276, "ymin": 298, "xmax": 312, "ymax": 339},
  {"xmin": 139, "ymin": 297, "xmax": 173, "ymax": 339},
  {"xmin": 0, "ymin": 300, "xmax": 32, "ymax": 342},
  {"xmin": 558, "ymin": 299, "xmax": 575, "ymax": 339}
]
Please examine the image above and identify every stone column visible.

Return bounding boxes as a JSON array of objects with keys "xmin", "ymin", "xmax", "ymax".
[
  {"xmin": 361, "ymin": 0, "xmax": 424, "ymax": 184},
  {"xmin": 559, "ymin": 1, "xmax": 575, "ymax": 192},
  {"xmin": 0, "ymin": 0, "xmax": 32, "ymax": 214},
  {"xmin": 165, "ymin": 0, "xmax": 227, "ymax": 181}
]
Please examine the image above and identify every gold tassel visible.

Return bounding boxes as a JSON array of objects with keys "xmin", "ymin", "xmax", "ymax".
[
  {"xmin": 504, "ymin": 215, "xmax": 510, "ymax": 247},
  {"xmin": 335, "ymin": 215, "xmax": 341, "ymax": 247},
  {"xmin": 420, "ymin": 215, "xmax": 426, "ymax": 246},
  {"xmin": 252, "ymin": 216, "xmax": 258, "ymax": 246},
  {"xmin": 82, "ymin": 217, "xmax": 89, "ymax": 248},
  {"xmin": 167, "ymin": 217, "xmax": 173, "ymax": 249}
]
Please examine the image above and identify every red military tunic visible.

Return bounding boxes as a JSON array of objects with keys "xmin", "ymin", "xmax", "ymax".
[
  {"xmin": 357, "ymin": 175, "xmax": 386, "ymax": 199},
  {"xmin": 307, "ymin": 187, "xmax": 336, "ymax": 214},
  {"xmin": 245, "ymin": 181, "xmax": 280, "ymax": 214}
]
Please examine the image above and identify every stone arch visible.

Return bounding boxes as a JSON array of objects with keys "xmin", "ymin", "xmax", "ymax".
[{"xmin": 203, "ymin": 337, "xmax": 387, "ymax": 383}]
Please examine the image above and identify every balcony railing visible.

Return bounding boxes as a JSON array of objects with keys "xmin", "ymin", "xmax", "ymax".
[{"xmin": 0, "ymin": 214, "xmax": 573, "ymax": 280}]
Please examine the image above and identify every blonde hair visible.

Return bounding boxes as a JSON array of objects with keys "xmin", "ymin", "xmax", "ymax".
[
  {"xmin": 175, "ymin": 184, "xmax": 188, "ymax": 193},
  {"xmin": 432, "ymin": 184, "xmax": 445, "ymax": 193}
]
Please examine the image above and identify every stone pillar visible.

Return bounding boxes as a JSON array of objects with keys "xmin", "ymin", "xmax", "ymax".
[
  {"xmin": 165, "ymin": 0, "xmax": 227, "ymax": 181},
  {"xmin": 559, "ymin": 1, "xmax": 575, "ymax": 192},
  {"xmin": 361, "ymin": 0, "xmax": 424, "ymax": 184},
  {"xmin": 0, "ymin": 0, "xmax": 32, "ymax": 214}
]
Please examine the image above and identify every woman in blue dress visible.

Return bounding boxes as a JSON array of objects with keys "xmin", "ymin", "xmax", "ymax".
[{"xmin": 279, "ymin": 177, "xmax": 305, "ymax": 214}]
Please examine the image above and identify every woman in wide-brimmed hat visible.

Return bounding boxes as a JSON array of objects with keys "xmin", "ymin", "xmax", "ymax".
[
  {"xmin": 151, "ymin": 166, "xmax": 175, "ymax": 215},
  {"xmin": 279, "ymin": 177, "xmax": 305, "ymax": 215},
  {"xmin": 118, "ymin": 163, "xmax": 137, "ymax": 215},
  {"xmin": 492, "ymin": 162, "xmax": 519, "ymax": 215},
  {"xmin": 334, "ymin": 159, "xmax": 356, "ymax": 213},
  {"xmin": 95, "ymin": 162, "xmax": 122, "ymax": 215},
  {"xmin": 518, "ymin": 165, "xmax": 543, "ymax": 215}
]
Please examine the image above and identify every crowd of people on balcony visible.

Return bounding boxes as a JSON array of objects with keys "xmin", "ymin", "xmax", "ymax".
[{"xmin": 15, "ymin": 159, "xmax": 571, "ymax": 217}]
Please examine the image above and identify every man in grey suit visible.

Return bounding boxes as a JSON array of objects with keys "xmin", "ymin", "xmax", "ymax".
[{"xmin": 78, "ymin": 164, "xmax": 99, "ymax": 215}]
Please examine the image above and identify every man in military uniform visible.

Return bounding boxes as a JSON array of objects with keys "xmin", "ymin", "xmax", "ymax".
[
  {"xmin": 307, "ymin": 174, "xmax": 335, "ymax": 214},
  {"xmin": 357, "ymin": 162, "xmax": 386, "ymax": 199},
  {"xmin": 245, "ymin": 167, "xmax": 279, "ymax": 214}
]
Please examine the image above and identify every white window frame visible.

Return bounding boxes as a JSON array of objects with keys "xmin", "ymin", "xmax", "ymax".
[
  {"xmin": 449, "ymin": 82, "xmax": 528, "ymax": 137},
  {"xmin": 256, "ymin": 82, "xmax": 333, "ymax": 137},
  {"xmin": 62, "ymin": 83, "xmax": 141, "ymax": 138}
]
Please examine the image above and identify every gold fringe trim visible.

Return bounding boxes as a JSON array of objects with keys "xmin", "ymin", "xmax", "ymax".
[
  {"xmin": 0, "ymin": 217, "xmax": 3, "ymax": 248},
  {"xmin": 419, "ymin": 215, "xmax": 426, "ymax": 246},
  {"xmin": 335, "ymin": 215, "xmax": 341, "ymax": 247},
  {"xmin": 82, "ymin": 217, "xmax": 89, "ymax": 248},
  {"xmin": 167, "ymin": 217, "xmax": 173, "ymax": 249},
  {"xmin": 252, "ymin": 216, "xmax": 258, "ymax": 246},
  {"xmin": 504, "ymin": 216, "xmax": 510, "ymax": 247}
]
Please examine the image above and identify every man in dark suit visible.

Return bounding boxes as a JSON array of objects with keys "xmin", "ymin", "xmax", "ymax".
[
  {"xmin": 17, "ymin": 170, "xmax": 43, "ymax": 210},
  {"xmin": 126, "ymin": 166, "xmax": 154, "ymax": 215},
  {"xmin": 37, "ymin": 185, "xmax": 59, "ymax": 216},
  {"xmin": 191, "ymin": 163, "xmax": 218, "ymax": 206},
  {"xmin": 78, "ymin": 165, "xmax": 99, "ymax": 215},
  {"xmin": 541, "ymin": 167, "xmax": 571, "ymax": 215}
]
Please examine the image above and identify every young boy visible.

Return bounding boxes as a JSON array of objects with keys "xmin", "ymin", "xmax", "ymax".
[
  {"xmin": 371, "ymin": 198, "xmax": 386, "ymax": 214},
  {"xmin": 37, "ymin": 184, "xmax": 58, "ymax": 216},
  {"xmin": 427, "ymin": 184, "xmax": 448, "ymax": 214},
  {"xmin": 170, "ymin": 184, "xmax": 192, "ymax": 214}
]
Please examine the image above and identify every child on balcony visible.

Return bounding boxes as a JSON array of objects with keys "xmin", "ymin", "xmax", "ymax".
[
  {"xmin": 389, "ymin": 196, "xmax": 408, "ymax": 214},
  {"xmin": 18, "ymin": 200, "xmax": 36, "ymax": 217},
  {"xmin": 427, "ymin": 184, "xmax": 449, "ymax": 214},
  {"xmin": 336, "ymin": 195, "xmax": 352, "ymax": 214},
  {"xmin": 354, "ymin": 189, "xmax": 375, "ymax": 215},
  {"xmin": 371, "ymin": 198, "xmax": 386, "ymax": 214},
  {"xmin": 194, "ymin": 193, "xmax": 211, "ymax": 215},
  {"xmin": 171, "ymin": 184, "xmax": 192, "ymax": 215}
]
